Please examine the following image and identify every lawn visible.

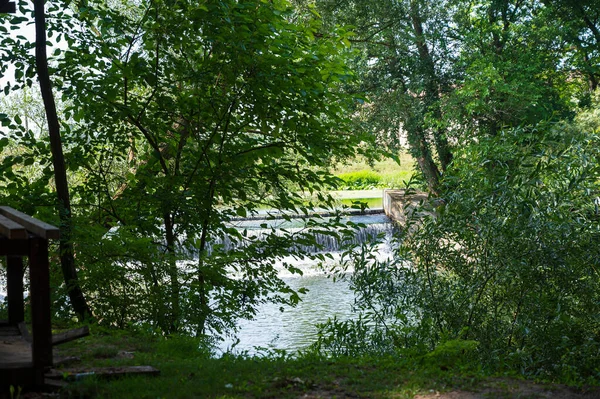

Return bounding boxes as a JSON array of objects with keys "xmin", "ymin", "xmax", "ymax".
[{"xmin": 46, "ymin": 329, "xmax": 600, "ymax": 399}]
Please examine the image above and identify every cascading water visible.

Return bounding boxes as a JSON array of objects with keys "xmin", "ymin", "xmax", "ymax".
[{"xmin": 183, "ymin": 213, "xmax": 395, "ymax": 258}]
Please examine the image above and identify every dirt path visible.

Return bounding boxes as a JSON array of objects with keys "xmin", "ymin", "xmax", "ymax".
[
  {"xmin": 300, "ymin": 378, "xmax": 600, "ymax": 399},
  {"xmin": 413, "ymin": 378, "xmax": 600, "ymax": 399}
]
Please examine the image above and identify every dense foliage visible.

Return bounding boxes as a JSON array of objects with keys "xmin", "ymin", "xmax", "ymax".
[
  {"xmin": 294, "ymin": 0, "xmax": 600, "ymax": 382},
  {"xmin": 315, "ymin": 103, "xmax": 600, "ymax": 382},
  {"xmin": 1, "ymin": 0, "xmax": 362, "ymax": 335},
  {"xmin": 1, "ymin": 0, "xmax": 600, "ymax": 385}
]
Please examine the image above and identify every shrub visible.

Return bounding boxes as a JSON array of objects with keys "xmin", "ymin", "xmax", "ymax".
[
  {"xmin": 320, "ymin": 115, "xmax": 600, "ymax": 383},
  {"xmin": 337, "ymin": 170, "xmax": 382, "ymax": 189}
]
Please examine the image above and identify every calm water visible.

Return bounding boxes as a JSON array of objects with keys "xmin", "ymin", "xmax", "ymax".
[{"xmin": 220, "ymin": 273, "xmax": 355, "ymax": 355}]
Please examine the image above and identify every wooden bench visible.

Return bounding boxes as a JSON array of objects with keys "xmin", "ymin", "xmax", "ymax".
[{"xmin": 0, "ymin": 206, "xmax": 59, "ymax": 387}]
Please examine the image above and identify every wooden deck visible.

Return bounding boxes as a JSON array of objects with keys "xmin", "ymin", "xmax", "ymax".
[
  {"xmin": 0, "ymin": 323, "xmax": 32, "ymax": 369},
  {"xmin": 0, "ymin": 322, "xmax": 39, "ymax": 387},
  {"xmin": 0, "ymin": 207, "xmax": 59, "ymax": 388}
]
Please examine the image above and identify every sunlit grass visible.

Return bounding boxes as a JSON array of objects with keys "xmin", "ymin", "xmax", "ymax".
[{"xmin": 331, "ymin": 153, "xmax": 415, "ymax": 190}]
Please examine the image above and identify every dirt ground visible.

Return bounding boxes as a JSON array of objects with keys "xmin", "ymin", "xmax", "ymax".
[
  {"xmin": 298, "ymin": 378, "xmax": 600, "ymax": 399},
  {"xmin": 412, "ymin": 378, "xmax": 600, "ymax": 399}
]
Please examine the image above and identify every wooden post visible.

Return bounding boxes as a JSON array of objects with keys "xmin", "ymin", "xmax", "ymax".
[
  {"xmin": 0, "ymin": 0, "xmax": 16, "ymax": 13},
  {"xmin": 6, "ymin": 256, "xmax": 25, "ymax": 324},
  {"xmin": 28, "ymin": 236, "xmax": 52, "ymax": 383}
]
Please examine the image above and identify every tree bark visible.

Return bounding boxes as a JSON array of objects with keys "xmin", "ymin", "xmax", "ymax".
[
  {"xmin": 34, "ymin": 0, "xmax": 92, "ymax": 321},
  {"xmin": 408, "ymin": 0, "xmax": 450, "ymax": 186}
]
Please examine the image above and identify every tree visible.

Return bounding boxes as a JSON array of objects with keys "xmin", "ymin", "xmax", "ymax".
[
  {"xmin": 0, "ymin": 0, "xmax": 92, "ymax": 320},
  {"xmin": 33, "ymin": 0, "xmax": 92, "ymax": 321},
  {"xmin": 42, "ymin": 0, "xmax": 361, "ymax": 334},
  {"xmin": 302, "ymin": 0, "xmax": 459, "ymax": 193},
  {"xmin": 540, "ymin": 0, "xmax": 600, "ymax": 94},
  {"xmin": 307, "ymin": 0, "xmax": 588, "ymax": 193},
  {"xmin": 446, "ymin": 0, "xmax": 575, "ymax": 137}
]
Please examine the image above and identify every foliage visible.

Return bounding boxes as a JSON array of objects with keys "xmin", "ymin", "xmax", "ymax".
[
  {"xmin": 331, "ymin": 153, "xmax": 415, "ymax": 190},
  {"xmin": 337, "ymin": 170, "xmax": 381, "ymax": 190},
  {"xmin": 409, "ymin": 122, "xmax": 600, "ymax": 382},
  {"xmin": 0, "ymin": 0, "xmax": 364, "ymax": 336},
  {"xmin": 446, "ymin": 1, "xmax": 576, "ymax": 136},
  {"xmin": 316, "ymin": 104, "xmax": 600, "ymax": 383},
  {"xmin": 335, "ymin": 170, "xmax": 415, "ymax": 190},
  {"xmin": 304, "ymin": 0, "xmax": 592, "ymax": 192}
]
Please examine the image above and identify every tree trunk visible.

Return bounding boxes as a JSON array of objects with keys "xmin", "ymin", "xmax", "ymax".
[
  {"xmin": 409, "ymin": 0, "xmax": 452, "ymax": 173},
  {"xmin": 406, "ymin": 123, "xmax": 440, "ymax": 195},
  {"xmin": 34, "ymin": 0, "xmax": 92, "ymax": 321},
  {"xmin": 163, "ymin": 210, "xmax": 180, "ymax": 333}
]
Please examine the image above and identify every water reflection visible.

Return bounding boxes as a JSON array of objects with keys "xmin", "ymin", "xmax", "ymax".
[{"xmin": 220, "ymin": 274, "xmax": 355, "ymax": 355}]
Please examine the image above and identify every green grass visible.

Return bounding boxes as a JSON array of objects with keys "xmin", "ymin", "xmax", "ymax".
[
  {"xmin": 332, "ymin": 154, "xmax": 415, "ymax": 190},
  {"xmin": 54, "ymin": 329, "xmax": 484, "ymax": 399},
  {"xmin": 48, "ymin": 328, "xmax": 599, "ymax": 399}
]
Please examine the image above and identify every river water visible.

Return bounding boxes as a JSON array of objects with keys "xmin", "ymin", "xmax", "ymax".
[
  {"xmin": 219, "ymin": 212, "xmax": 395, "ymax": 355},
  {"xmin": 220, "ymin": 273, "xmax": 355, "ymax": 355}
]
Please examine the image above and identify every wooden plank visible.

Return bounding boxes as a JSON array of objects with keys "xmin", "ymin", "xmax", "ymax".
[
  {"xmin": 46, "ymin": 365, "xmax": 160, "ymax": 381},
  {"xmin": 52, "ymin": 326, "xmax": 90, "ymax": 346},
  {"xmin": 0, "ymin": 206, "xmax": 60, "ymax": 239},
  {"xmin": 7, "ymin": 257, "xmax": 25, "ymax": 324},
  {"xmin": 0, "ymin": 215, "xmax": 27, "ymax": 239},
  {"xmin": 0, "ymin": 334, "xmax": 32, "ymax": 368},
  {"xmin": 43, "ymin": 378, "xmax": 69, "ymax": 389},
  {"xmin": 53, "ymin": 356, "xmax": 81, "ymax": 368},
  {"xmin": 29, "ymin": 237, "xmax": 53, "ymax": 369}
]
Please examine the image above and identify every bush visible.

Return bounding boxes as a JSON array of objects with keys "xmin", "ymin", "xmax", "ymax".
[
  {"xmin": 320, "ymin": 114, "xmax": 600, "ymax": 383},
  {"xmin": 337, "ymin": 170, "xmax": 382, "ymax": 189}
]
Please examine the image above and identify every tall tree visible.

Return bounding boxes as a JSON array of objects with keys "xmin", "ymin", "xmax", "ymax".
[
  {"xmin": 306, "ymin": 0, "xmax": 459, "ymax": 194},
  {"xmin": 2, "ymin": 0, "xmax": 93, "ymax": 320},
  {"xmin": 50, "ymin": 0, "xmax": 360, "ymax": 334},
  {"xmin": 309, "ymin": 0, "xmax": 584, "ymax": 193}
]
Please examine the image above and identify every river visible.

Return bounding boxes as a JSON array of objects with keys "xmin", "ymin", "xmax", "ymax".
[
  {"xmin": 219, "ymin": 211, "xmax": 395, "ymax": 355},
  {"xmin": 0, "ymin": 207, "xmax": 394, "ymax": 356}
]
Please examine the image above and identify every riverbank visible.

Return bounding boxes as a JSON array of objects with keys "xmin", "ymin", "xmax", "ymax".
[{"xmin": 36, "ymin": 328, "xmax": 600, "ymax": 398}]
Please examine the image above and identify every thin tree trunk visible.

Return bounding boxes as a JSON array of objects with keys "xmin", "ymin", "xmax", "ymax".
[
  {"xmin": 163, "ymin": 210, "xmax": 180, "ymax": 333},
  {"xmin": 34, "ymin": 0, "xmax": 92, "ymax": 321},
  {"xmin": 409, "ymin": 0, "xmax": 452, "ymax": 172}
]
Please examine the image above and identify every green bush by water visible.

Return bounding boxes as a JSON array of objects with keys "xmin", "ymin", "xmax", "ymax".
[
  {"xmin": 318, "ymin": 117, "xmax": 600, "ymax": 385},
  {"xmin": 332, "ymin": 153, "xmax": 415, "ymax": 190},
  {"xmin": 337, "ymin": 170, "xmax": 381, "ymax": 189},
  {"xmin": 336, "ymin": 170, "xmax": 413, "ymax": 190}
]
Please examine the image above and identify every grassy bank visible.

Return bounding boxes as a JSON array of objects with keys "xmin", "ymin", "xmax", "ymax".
[
  {"xmin": 331, "ymin": 154, "xmax": 415, "ymax": 190},
  {"xmin": 46, "ymin": 328, "xmax": 599, "ymax": 398}
]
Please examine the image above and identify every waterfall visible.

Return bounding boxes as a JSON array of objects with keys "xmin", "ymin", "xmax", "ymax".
[{"xmin": 182, "ymin": 213, "xmax": 396, "ymax": 258}]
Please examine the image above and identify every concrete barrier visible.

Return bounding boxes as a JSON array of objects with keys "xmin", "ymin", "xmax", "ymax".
[{"xmin": 383, "ymin": 189, "xmax": 438, "ymax": 228}]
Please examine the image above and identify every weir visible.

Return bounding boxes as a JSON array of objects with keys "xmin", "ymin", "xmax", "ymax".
[
  {"xmin": 180, "ymin": 189, "xmax": 429, "ymax": 258},
  {"xmin": 188, "ymin": 213, "xmax": 396, "ymax": 258}
]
